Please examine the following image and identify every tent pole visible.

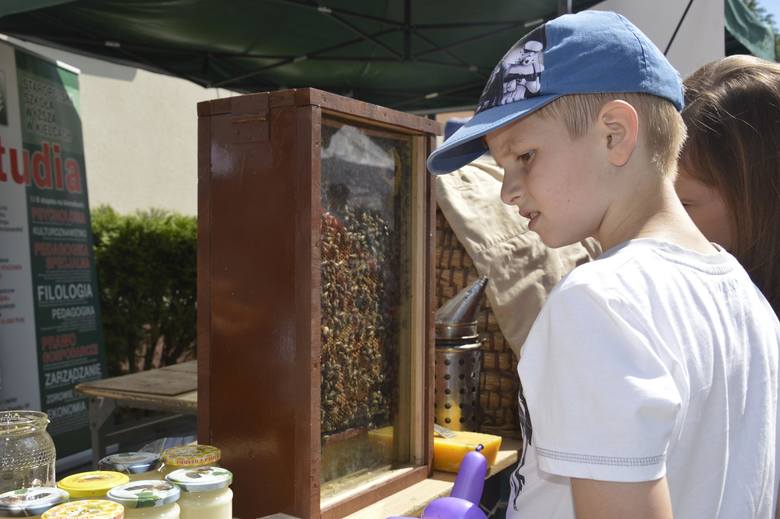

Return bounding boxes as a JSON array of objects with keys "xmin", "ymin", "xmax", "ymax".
[{"xmin": 404, "ymin": 0, "xmax": 411, "ymax": 60}]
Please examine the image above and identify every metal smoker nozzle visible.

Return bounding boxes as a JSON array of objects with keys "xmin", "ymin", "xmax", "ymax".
[{"xmin": 435, "ymin": 276, "xmax": 488, "ymax": 341}]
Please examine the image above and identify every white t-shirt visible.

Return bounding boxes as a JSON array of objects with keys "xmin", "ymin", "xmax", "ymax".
[{"xmin": 507, "ymin": 239, "xmax": 780, "ymax": 518}]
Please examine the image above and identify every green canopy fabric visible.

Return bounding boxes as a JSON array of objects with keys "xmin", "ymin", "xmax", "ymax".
[
  {"xmin": 0, "ymin": 0, "xmax": 599, "ymax": 111},
  {"xmin": 0, "ymin": 0, "xmax": 75, "ymax": 18},
  {"xmin": 0, "ymin": 1, "xmax": 774, "ymax": 111},
  {"xmin": 725, "ymin": 0, "xmax": 776, "ymax": 61}
]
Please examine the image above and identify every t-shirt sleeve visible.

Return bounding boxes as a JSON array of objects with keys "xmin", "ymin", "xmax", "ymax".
[{"xmin": 517, "ymin": 282, "xmax": 682, "ymax": 482}]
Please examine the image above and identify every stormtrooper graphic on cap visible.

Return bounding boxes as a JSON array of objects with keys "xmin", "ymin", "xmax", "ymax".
[{"xmin": 476, "ymin": 26, "xmax": 546, "ymax": 113}]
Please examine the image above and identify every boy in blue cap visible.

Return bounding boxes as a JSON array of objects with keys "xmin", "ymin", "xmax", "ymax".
[{"xmin": 429, "ymin": 11, "xmax": 780, "ymax": 519}]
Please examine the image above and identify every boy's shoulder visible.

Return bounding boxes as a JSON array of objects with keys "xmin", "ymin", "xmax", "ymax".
[
  {"xmin": 553, "ymin": 239, "xmax": 655, "ymax": 292},
  {"xmin": 550, "ymin": 238, "xmax": 741, "ymax": 304}
]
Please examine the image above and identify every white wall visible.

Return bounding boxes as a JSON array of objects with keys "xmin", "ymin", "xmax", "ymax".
[
  {"xmin": 591, "ymin": 0, "xmax": 725, "ymax": 79},
  {"xmin": 2, "ymin": 36, "xmax": 237, "ymax": 216}
]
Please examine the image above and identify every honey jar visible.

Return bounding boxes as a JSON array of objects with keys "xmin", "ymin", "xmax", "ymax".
[
  {"xmin": 99, "ymin": 452, "xmax": 162, "ymax": 481},
  {"xmin": 158, "ymin": 446, "xmax": 220, "ymax": 478},
  {"xmin": 165, "ymin": 467, "xmax": 232, "ymax": 519},
  {"xmin": 57, "ymin": 471, "xmax": 129, "ymax": 500},
  {"xmin": 0, "ymin": 487, "xmax": 68, "ymax": 518},
  {"xmin": 42, "ymin": 499, "xmax": 124, "ymax": 518},
  {"xmin": 108, "ymin": 480, "xmax": 180, "ymax": 518}
]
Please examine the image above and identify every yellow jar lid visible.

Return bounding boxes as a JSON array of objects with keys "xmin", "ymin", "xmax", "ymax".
[
  {"xmin": 162, "ymin": 444, "xmax": 221, "ymax": 467},
  {"xmin": 42, "ymin": 499, "xmax": 124, "ymax": 518},
  {"xmin": 57, "ymin": 471, "xmax": 130, "ymax": 498}
]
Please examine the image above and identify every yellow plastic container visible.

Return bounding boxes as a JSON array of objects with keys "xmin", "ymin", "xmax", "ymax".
[
  {"xmin": 42, "ymin": 499, "xmax": 124, "ymax": 518},
  {"xmin": 57, "ymin": 471, "xmax": 130, "ymax": 500},
  {"xmin": 159, "ymin": 445, "xmax": 220, "ymax": 478},
  {"xmin": 432, "ymin": 430, "xmax": 502, "ymax": 473}
]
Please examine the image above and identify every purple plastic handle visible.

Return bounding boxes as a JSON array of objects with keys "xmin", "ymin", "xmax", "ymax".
[
  {"xmin": 386, "ymin": 449, "xmax": 489, "ymax": 519},
  {"xmin": 450, "ymin": 450, "xmax": 487, "ymax": 504},
  {"xmin": 421, "ymin": 497, "xmax": 487, "ymax": 519}
]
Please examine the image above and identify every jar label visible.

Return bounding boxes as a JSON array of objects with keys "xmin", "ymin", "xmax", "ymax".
[
  {"xmin": 42, "ymin": 499, "xmax": 124, "ymax": 518},
  {"xmin": 162, "ymin": 444, "xmax": 220, "ymax": 467},
  {"xmin": 0, "ymin": 487, "xmax": 68, "ymax": 513},
  {"xmin": 58, "ymin": 471, "xmax": 130, "ymax": 498}
]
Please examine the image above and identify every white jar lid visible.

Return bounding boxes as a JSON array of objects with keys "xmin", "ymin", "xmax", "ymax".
[
  {"xmin": 108, "ymin": 479, "xmax": 180, "ymax": 508},
  {"xmin": 166, "ymin": 466, "xmax": 232, "ymax": 493},
  {"xmin": 99, "ymin": 452, "xmax": 161, "ymax": 474},
  {"xmin": 0, "ymin": 487, "xmax": 69, "ymax": 517}
]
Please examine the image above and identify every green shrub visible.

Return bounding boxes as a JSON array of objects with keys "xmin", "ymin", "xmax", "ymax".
[{"xmin": 92, "ymin": 206, "xmax": 196, "ymax": 375}]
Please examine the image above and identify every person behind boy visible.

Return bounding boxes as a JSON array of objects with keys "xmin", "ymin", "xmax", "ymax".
[{"xmin": 428, "ymin": 11, "xmax": 780, "ymax": 519}]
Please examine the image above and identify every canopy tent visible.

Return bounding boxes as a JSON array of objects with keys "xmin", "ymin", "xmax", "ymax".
[
  {"xmin": 0, "ymin": 0, "xmax": 600, "ymax": 112},
  {"xmin": 0, "ymin": 0, "xmax": 773, "ymax": 112}
]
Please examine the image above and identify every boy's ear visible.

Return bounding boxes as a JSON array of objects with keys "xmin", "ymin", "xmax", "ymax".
[{"xmin": 597, "ymin": 100, "xmax": 639, "ymax": 167}]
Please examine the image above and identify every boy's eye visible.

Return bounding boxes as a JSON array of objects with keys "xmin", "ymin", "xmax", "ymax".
[{"xmin": 517, "ymin": 150, "xmax": 535, "ymax": 163}]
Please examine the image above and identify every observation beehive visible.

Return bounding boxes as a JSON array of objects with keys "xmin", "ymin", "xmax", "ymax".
[{"xmin": 197, "ymin": 88, "xmax": 439, "ymax": 518}]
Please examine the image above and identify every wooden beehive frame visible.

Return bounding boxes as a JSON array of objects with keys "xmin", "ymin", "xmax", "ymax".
[{"xmin": 197, "ymin": 88, "xmax": 439, "ymax": 518}]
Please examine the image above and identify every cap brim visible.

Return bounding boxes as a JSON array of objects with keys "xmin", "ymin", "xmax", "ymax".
[{"xmin": 427, "ymin": 94, "xmax": 562, "ymax": 175}]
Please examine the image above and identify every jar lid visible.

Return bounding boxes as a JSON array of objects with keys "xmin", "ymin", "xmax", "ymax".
[
  {"xmin": 166, "ymin": 466, "xmax": 232, "ymax": 493},
  {"xmin": 108, "ymin": 480, "xmax": 180, "ymax": 508},
  {"xmin": 57, "ymin": 471, "xmax": 130, "ymax": 498},
  {"xmin": 0, "ymin": 487, "xmax": 69, "ymax": 517},
  {"xmin": 99, "ymin": 452, "xmax": 161, "ymax": 474},
  {"xmin": 161, "ymin": 445, "xmax": 220, "ymax": 467},
  {"xmin": 42, "ymin": 500, "xmax": 124, "ymax": 519}
]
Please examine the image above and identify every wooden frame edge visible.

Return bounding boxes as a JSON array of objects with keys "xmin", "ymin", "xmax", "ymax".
[{"xmin": 196, "ymin": 109, "xmax": 212, "ymax": 444}]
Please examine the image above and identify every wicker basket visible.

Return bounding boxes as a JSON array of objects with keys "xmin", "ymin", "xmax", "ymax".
[{"xmin": 435, "ymin": 208, "xmax": 521, "ymax": 438}]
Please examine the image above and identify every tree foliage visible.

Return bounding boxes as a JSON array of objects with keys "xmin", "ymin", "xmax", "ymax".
[
  {"xmin": 91, "ymin": 206, "xmax": 197, "ymax": 375},
  {"xmin": 745, "ymin": 0, "xmax": 780, "ymax": 60}
]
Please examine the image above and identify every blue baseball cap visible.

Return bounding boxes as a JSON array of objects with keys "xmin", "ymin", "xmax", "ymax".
[{"xmin": 427, "ymin": 10, "xmax": 684, "ymax": 175}]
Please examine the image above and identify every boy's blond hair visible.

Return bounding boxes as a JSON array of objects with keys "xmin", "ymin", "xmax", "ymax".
[{"xmin": 536, "ymin": 93, "xmax": 687, "ymax": 177}]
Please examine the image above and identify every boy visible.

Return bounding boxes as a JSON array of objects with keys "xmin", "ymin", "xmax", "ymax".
[{"xmin": 428, "ymin": 11, "xmax": 780, "ymax": 519}]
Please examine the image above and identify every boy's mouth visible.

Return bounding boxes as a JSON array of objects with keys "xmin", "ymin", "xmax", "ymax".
[{"xmin": 522, "ymin": 210, "xmax": 541, "ymax": 230}]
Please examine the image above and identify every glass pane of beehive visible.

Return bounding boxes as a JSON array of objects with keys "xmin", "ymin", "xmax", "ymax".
[{"xmin": 319, "ymin": 118, "xmax": 414, "ymax": 500}]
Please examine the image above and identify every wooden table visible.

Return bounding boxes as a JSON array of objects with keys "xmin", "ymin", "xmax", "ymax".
[{"xmin": 76, "ymin": 360, "xmax": 198, "ymax": 468}]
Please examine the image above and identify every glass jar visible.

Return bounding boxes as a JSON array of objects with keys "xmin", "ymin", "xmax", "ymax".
[
  {"xmin": 165, "ymin": 467, "xmax": 232, "ymax": 519},
  {"xmin": 99, "ymin": 453, "xmax": 162, "ymax": 482},
  {"xmin": 57, "ymin": 471, "xmax": 129, "ymax": 500},
  {"xmin": 158, "ymin": 446, "xmax": 220, "ymax": 478},
  {"xmin": 0, "ymin": 487, "xmax": 69, "ymax": 518},
  {"xmin": 108, "ymin": 479, "xmax": 180, "ymax": 519},
  {"xmin": 0, "ymin": 411, "xmax": 56, "ymax": 494},
  {"xmin": 41, "ymin": 500, "xmax": 123, "ymax": 519}
]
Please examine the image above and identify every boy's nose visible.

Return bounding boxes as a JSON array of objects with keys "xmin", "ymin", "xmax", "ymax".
[{"xmin": 500, "ymin": 169, "xmax": 524, "ymax": 206}]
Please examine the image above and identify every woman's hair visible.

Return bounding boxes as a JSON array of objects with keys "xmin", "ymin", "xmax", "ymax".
[{"xmin": 680, "ymin": 55, "xmax": 780, "ymax": 315}]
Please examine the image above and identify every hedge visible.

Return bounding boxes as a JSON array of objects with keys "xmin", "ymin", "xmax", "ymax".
[{"xmin": 91, "ymin": 206, "xmax": 196, "ymax": 376}]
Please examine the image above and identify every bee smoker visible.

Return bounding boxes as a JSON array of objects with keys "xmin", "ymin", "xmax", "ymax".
[{"xmin": 434, "ymin": 276, "xmax": 488, "ymax": 431}]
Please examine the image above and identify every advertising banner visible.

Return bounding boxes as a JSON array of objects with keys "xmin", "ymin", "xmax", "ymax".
[{"xmin": 0, "ymin": 41, "xmax": 106, "ymax": 458}]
